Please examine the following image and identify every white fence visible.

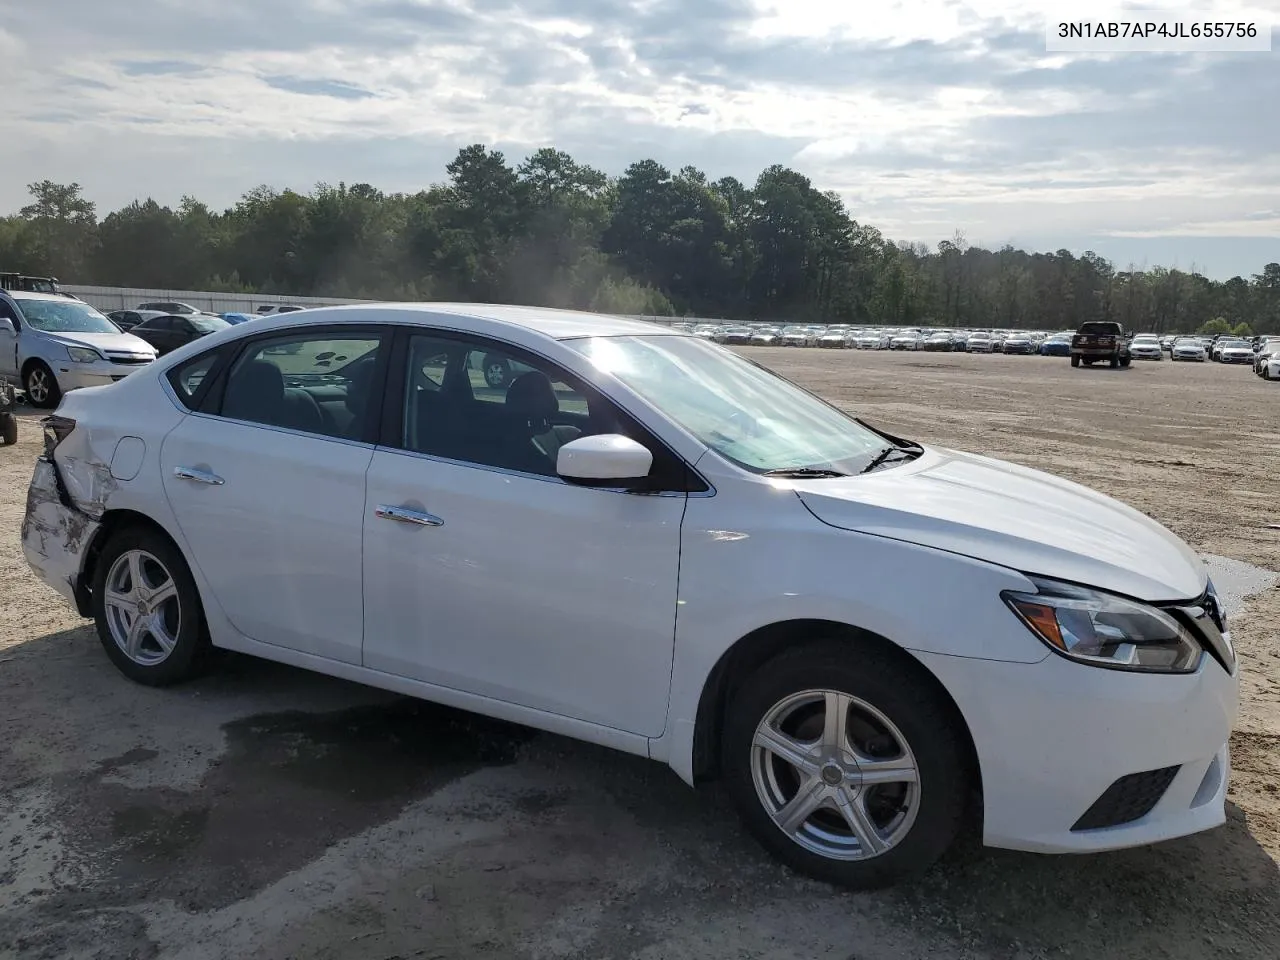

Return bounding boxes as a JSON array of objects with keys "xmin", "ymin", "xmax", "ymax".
[
  {"xmin": 64, "ymin": 285, "xmax": 374, "ymax": 314},
  {"xmin": 60, "ymin": 286, "xmax": 717, "ymax": 327}
]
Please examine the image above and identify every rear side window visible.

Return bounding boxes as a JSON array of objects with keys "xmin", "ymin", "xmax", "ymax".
[{"xmin": 218, "ymin": 334, "xmax": 383, "ymax": 441}]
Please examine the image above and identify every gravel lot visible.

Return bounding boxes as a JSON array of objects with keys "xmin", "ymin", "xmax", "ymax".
[{"xmin": 2, "ymin": 350, "xmax": 1278, "ymax": 960}]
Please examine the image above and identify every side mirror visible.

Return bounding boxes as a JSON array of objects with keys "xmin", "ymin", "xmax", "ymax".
[
  {"xmin": 0, "ymin": 316, "xmax": 14, "ymax": 334},
  {"xmin": 556, "ymin": 434, "xmax": 653, "ymax": 485}
]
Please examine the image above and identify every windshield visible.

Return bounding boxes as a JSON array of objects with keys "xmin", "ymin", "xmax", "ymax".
[
  {"xmin": 15, "ymin": 297, "xmax": 121, "ymax": 334},
  {"xmin": 566, "ymin": 335, "xmax": 888, "ymax": 474},
  {"xmin": 190, "ymin": 316, "xmax": 231, "ymax": 333}
]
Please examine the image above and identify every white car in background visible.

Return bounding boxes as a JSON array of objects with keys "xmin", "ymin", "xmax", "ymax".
[
  {"xmin": 889, "ymin": 332, "xmax": 920, "ymax": 350},
  {"xmin": 965, "ymin": 333, "xmax": 994, "ymax": 353},
  {"xmin": 854, "ymin": 331, "xmax": 890, "ymax": 350},
  {"xmin": 1129, "ymin": 335, "xmax": 1164, "ymax": 360},
  {"xmin": 1254, "ymin": 338, "xmax": 1280, "ymax": 376},
  {"xmin": 817, "ymin": 327, "xmax": 853, "ymax": 348},
  {"xmin": 22, "ymin": 303, "xmax": 1237, "ymax": 890},
  {"xmin": 1215, "ymin": 339, "xmax": 1255, "ymax": 365},
  {"xmin": 1171, "ymin": 338, "xmax": 1208, "ymax": 361},
  {"xmin": 780, "ymin": 325, "xmax": 814, "ymax": 347},
  {"xmin": 0, "ymin": 291, "xmax": 158, "ymax": 408}
]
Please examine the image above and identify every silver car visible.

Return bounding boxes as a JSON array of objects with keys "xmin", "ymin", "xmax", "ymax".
[{"xmin": 0, "ymin": 291, "xmax": 157, "ymax": 408}]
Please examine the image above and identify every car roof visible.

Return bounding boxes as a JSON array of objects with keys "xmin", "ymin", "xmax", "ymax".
[{"xmin": 273, "ymin": 303, "xmax": 679, "ymax": 340}]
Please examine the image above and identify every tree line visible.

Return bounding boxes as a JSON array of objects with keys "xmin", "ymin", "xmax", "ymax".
[{"xmin": 2, "ymin": 146, "xmax": 1277, "ymax": 334}]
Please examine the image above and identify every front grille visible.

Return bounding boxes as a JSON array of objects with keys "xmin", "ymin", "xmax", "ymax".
[
  {"xmin": 1072, "ymin": 766, "xmax": 1180, "ymax": 830},
  {"xmin": 105, "ymin": 355, "xmax": 152, "ymax": 365}
]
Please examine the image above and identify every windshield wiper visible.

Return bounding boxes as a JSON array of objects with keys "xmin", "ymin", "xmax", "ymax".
[
  {"xmin": 860, "ymin": 445, "xmax": 921, "ymax": 474},
  {"xmin": 761, "ymin": 467, "xmax": 849, "ymax": 479}
]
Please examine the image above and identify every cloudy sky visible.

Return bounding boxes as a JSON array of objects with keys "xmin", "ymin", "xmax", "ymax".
[{"xmin": 2, "ymin": 0, "xmax": 1277, "ymax": 279}]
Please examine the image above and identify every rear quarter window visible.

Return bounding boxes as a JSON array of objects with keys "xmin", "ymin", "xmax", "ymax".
[{"xmin": 167, "ymin": 351, "xmax": 222, "ymax": 408}]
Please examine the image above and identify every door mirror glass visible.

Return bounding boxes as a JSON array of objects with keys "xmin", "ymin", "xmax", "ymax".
[
  {"xmin": 556, "ymin": 434, "xmax": 653, "ymax": 483},
  {"xmin": 0, "ymin": 316, "xmax": 14, "ymax": 334}
]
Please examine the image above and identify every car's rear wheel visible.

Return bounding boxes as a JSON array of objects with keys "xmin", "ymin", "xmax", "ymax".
[
  {"xmin": 0, "ymin": 413, "xmax": 16, "ymax": 446},
  {"xmin": 1119, "ymin": 356, "xmax": 1131, "ymax": 368},
  {"xmin": 1070, "ymin": 355, "xmax": 1080, "ymax": 367},
  {"xmin": 92, "ymin": 526, "xmax": 211, "ymax": 686},
  {"xmin": 23, "ymin": 361, "xmax": 61, "ymax": 409},
  {"xmin": 722, "ymin": 641, "xmax": 969, "ymax": 889}
]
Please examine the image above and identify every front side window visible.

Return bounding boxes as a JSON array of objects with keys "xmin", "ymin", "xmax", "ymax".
[
  {"xmin": 566, "ymin": 335, "xmax": 889, "ymax": 474},
  {"xmin": 219, "ymin": 334, "xmax": 381, "ymax": 440},
  {"xmin": 400, "ymin": 334, "xmax": 603, "ymax": 477},
  {"xmin": 14, "ymin": 297, "xmax": 120, "ymax": 334}
]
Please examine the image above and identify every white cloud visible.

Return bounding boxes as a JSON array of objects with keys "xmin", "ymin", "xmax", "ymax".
[{"xmin": 0, "ymin": 0, "xmax": 1277, "ymax": 277}]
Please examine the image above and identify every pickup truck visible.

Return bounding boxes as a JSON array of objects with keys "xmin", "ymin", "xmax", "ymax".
[{"xmin": 1070, "ymin": 321, "xmax": 1131, "ymax": 368}]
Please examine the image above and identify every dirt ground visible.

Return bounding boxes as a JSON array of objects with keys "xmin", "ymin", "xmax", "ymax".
[{"xmin": 2, "ymin": 350, "xmax": 1278, "ymax": 960}]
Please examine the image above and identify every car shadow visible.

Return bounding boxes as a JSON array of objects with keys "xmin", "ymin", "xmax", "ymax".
[{"xmin": 2, "ymin": 625, "xmax": 1278, "ymax": 959}]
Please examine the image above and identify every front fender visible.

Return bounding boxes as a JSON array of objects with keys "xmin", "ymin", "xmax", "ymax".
[{"xmin": 651, "ymin": 464, "xmax": 1047, "ymax": 783}]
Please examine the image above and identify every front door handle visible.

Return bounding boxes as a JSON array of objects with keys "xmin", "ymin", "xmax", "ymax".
[
  {"xmin": 375, "ymin": 504, "xmax": 444, "ymax": 527},
  {"xmin": 174, "ymin": 465, "xmax": 224, "ymax": 485}
]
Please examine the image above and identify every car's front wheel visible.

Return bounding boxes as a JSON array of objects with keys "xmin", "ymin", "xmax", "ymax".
[
  {"xmin": 722, "ymin": 641, "xmax": 969, "ymax": 889},
  {"xmin": 23, "ymin": 361, "xmax": 62, "ymax": 409},
  {"xmin": 92, "ymin": 526, "xmax": 211, "ymax": 686}
]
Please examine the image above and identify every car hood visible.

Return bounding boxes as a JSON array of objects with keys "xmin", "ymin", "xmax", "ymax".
[
  {"xmin": 791, "ymin": 446, "xmax": 1206, "ymax": 602},
  {"xmin": 39, "ymin": 330, "xmax": 156, "ymax": 355}
]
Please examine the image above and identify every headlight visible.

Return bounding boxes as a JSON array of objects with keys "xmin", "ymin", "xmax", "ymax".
[
  {"xmin": 1003, "ymin": 577, "xmax": 1202, "ymax": 673},
  {"xmin": 67, "ymin": 346, "xmax": 101, "ymax": 363}
]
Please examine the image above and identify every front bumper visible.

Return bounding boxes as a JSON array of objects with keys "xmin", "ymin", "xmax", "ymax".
[
  {"xmin": 21, "ymin": 458, "xmax": 99, "ymax": 610},
  {"xmin": 914, "ymin": 646, "xmax": 1237, "ymax": 853},
  {"xmin": 53, "ymin": 358, "xmax": 151, "ymax": 391}
]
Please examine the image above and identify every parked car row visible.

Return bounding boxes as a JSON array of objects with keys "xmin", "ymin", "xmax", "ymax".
[
  {"xmin": 665, "ymin": 321, "xmax": 1279, "ymax": 375},
  {"xmin": 670, "ymin": 322, "xmax": 1085, "ymax": 354}
]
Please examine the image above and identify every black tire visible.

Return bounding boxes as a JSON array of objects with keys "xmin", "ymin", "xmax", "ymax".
[
  {"xmin": 91, "ymin": 525, "xmax": 212, "ymax": 686},
  {"xmin": 482, "ymin": 354, "xmax": 511, "ymax": 389},
  {"xmin": 0, "ymin": 413, "xmax": 16, "ymax": 446},
  {"xmin": 24, "ymin": 361, "xmax": 62, "ymax": 409},
  {"xmin": 722, "ymin": 640, "xmax": 970, "ymax": 889},
  {"xmin": 1070, "ymin": 355, "xmax": 1080, "ymax": 367},
  {"xmin": 1109, "ymin": 356, "xmax": 1119, "ymax": 369},
  {"xmin": 1119, "ymin": 355, "xmax": 1131, "ymax": 368}
]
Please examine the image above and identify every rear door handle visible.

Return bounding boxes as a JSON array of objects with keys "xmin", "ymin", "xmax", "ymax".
[
  {"xmin": 174, "ymin": 466, "xmax": 224, "ymax": 485},
  {"xmin": 375, "ymin": 504, "xmax": 444, "ymax": 527}
]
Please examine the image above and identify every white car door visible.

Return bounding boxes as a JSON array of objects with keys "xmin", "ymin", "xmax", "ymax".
[
  {"xmin": 160, "ymin": 328, "xmax": 386, "ymax": 664},
  {"xmin": 361, "ymin": 330, "xmax": 690, "ymax": 737}
]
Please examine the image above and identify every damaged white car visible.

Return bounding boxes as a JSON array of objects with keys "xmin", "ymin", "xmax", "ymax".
[{"xmin": 23, "ymin": 304, "xmax": 1238, "ymax": 890}]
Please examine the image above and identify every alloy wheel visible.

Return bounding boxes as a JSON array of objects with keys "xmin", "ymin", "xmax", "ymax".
[
  {"xmin": 750, "ymin": 689, "xmax": 920, "ymax": 861},
  {"xmin": 26, "ymin": 367, "xmax": 50, "ymax": 404},
  {"xmin": 103, "ymin": 549, "xmax": 182, "ymax": 666}
]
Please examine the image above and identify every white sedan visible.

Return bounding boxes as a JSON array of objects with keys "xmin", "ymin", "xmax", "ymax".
[
  {"xmin": 1172, "ymin": 338, "xmax": 1208, "ymax": 361},
  {"xmin": 1129, "ymin": 336, "xmax": 1164, "ymax": 360},
  {"xmin": 22, "ymin": 304, "xmax": 1237, "ymax": 889}
]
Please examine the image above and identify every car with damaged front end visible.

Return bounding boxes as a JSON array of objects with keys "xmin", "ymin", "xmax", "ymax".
[{"xmin": 22, "ymin": 303, "xmax": 1239, "ymax": 891}]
